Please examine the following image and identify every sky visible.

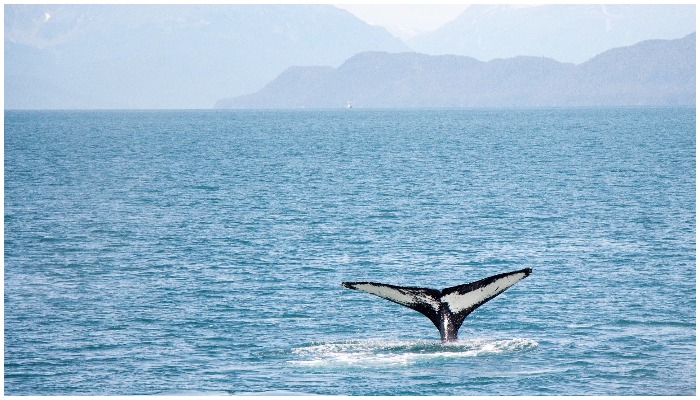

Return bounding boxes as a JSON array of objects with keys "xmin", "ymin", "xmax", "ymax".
[
  {"xmin": 333, "ymin": 1, "xmax": 696, "ymax": 39},
  {"xmin": 21, "ymin": 1, "xmax": 682, "ymax": 40},
  {"xmin": 24, "ymin": 0, "xmax": 472, "ymax": 40},
  {"xmin": 335, "ymin": 4, "xmax": 470, "ymax": 39}
]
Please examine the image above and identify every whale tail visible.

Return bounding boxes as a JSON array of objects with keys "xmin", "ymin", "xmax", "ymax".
[{"xmin": 342, "ymin": 268, "xmax": 532, "ymax": 342}]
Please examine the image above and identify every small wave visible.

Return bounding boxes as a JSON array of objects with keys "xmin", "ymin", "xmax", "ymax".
[
  {"xmin": 158, "ymin": 390, "xmax": 232, "ymax": 396},
  {"xmin": 234, "ymin": 390, "xmax": 320, "ymax": 396},
  {"xmin": 289, "ymin": 338, "xmax": 538, "ymax": 367}
]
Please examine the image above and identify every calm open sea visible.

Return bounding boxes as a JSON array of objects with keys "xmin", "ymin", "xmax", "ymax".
[{"xmin": 4, "ymin": 108, "xmax": 696, "ymax": 395}]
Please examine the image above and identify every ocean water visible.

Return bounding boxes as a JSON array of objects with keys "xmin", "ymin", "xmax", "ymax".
[{"xmin": 4, "ymin": 108, "xmax": 695, "ymax": 395}]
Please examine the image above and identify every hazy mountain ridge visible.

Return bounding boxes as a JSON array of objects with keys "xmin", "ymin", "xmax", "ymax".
[
  {"xmin": 407, "ymin": 4, "xmax": 696, "ymax": 64},
  {"xmin": 5, "ymin": 4, "xmax": 695, "ymax": 109},
  {"xmin": 5, "ymin": 4, "xmax": 408, "ymax": 109},
  {"xmin": 216, "ymin": 33, "xmax": 695, "ymax": 109}
]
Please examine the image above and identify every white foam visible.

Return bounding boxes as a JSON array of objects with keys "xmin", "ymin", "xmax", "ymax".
[{"xmin": 289, "ymin": 338, "xmax": 538, "ymax": 367}]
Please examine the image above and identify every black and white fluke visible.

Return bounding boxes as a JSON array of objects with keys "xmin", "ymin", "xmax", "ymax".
[{"xmin": 342, "ymin": 268, "xmax": 532, "ymax": 342}]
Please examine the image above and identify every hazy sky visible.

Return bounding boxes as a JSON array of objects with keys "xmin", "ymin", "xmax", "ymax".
[{"xmin": 335, "ymin": 4, "xmax": 470, "ymax": 38}]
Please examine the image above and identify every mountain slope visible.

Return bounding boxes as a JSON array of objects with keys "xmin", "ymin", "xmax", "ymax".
[
  {"xmin": 216, "ymin": 33, "xmax": 695, "ymax": 109},
  {"xmin": 4, "ymin": 4, "xmax": 408, "ymax": 109},
  {"xmin": 569, "ymin": 34, "xmax": 696, "ymax": 105},
  {"xmin": 408, "ymin": 4, "xmax": 696, "ymax": 64}
]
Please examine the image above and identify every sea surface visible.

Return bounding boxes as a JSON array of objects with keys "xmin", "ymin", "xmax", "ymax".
[{"xmin": 4, "ymin": 108, "xmax": 696, "ymax": 395}]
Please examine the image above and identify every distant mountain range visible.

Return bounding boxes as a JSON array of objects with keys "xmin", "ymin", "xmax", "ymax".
[
  {"xmin": 5, "ymin": 4, "xmax": 407, "ymax": 109},
  {"xmin": 4, "ymin": 4, "xmax": 696, "ymax": 109},
  {"xmin": 408, "ymin": 4, "xmax": 696, "ymax": 64},
  {"xmin": 217, "ymin": 33, "xmax": 695, "ymax": 109}
]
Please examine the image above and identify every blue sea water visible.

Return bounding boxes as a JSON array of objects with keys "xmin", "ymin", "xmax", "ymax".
[{"xmin": 4, "ymin": 108, "xmax": 696, "ymax": 395}]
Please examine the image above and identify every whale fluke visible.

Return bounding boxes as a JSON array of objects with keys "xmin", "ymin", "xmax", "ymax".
[{"xmin": 342, "ymin": 268, "xmax": 532, "ymax": 342}]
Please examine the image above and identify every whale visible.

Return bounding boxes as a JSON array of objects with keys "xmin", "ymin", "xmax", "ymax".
[{"xmin": 342, "ymin": 268, "xmax": 532, "ymax": 342}]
